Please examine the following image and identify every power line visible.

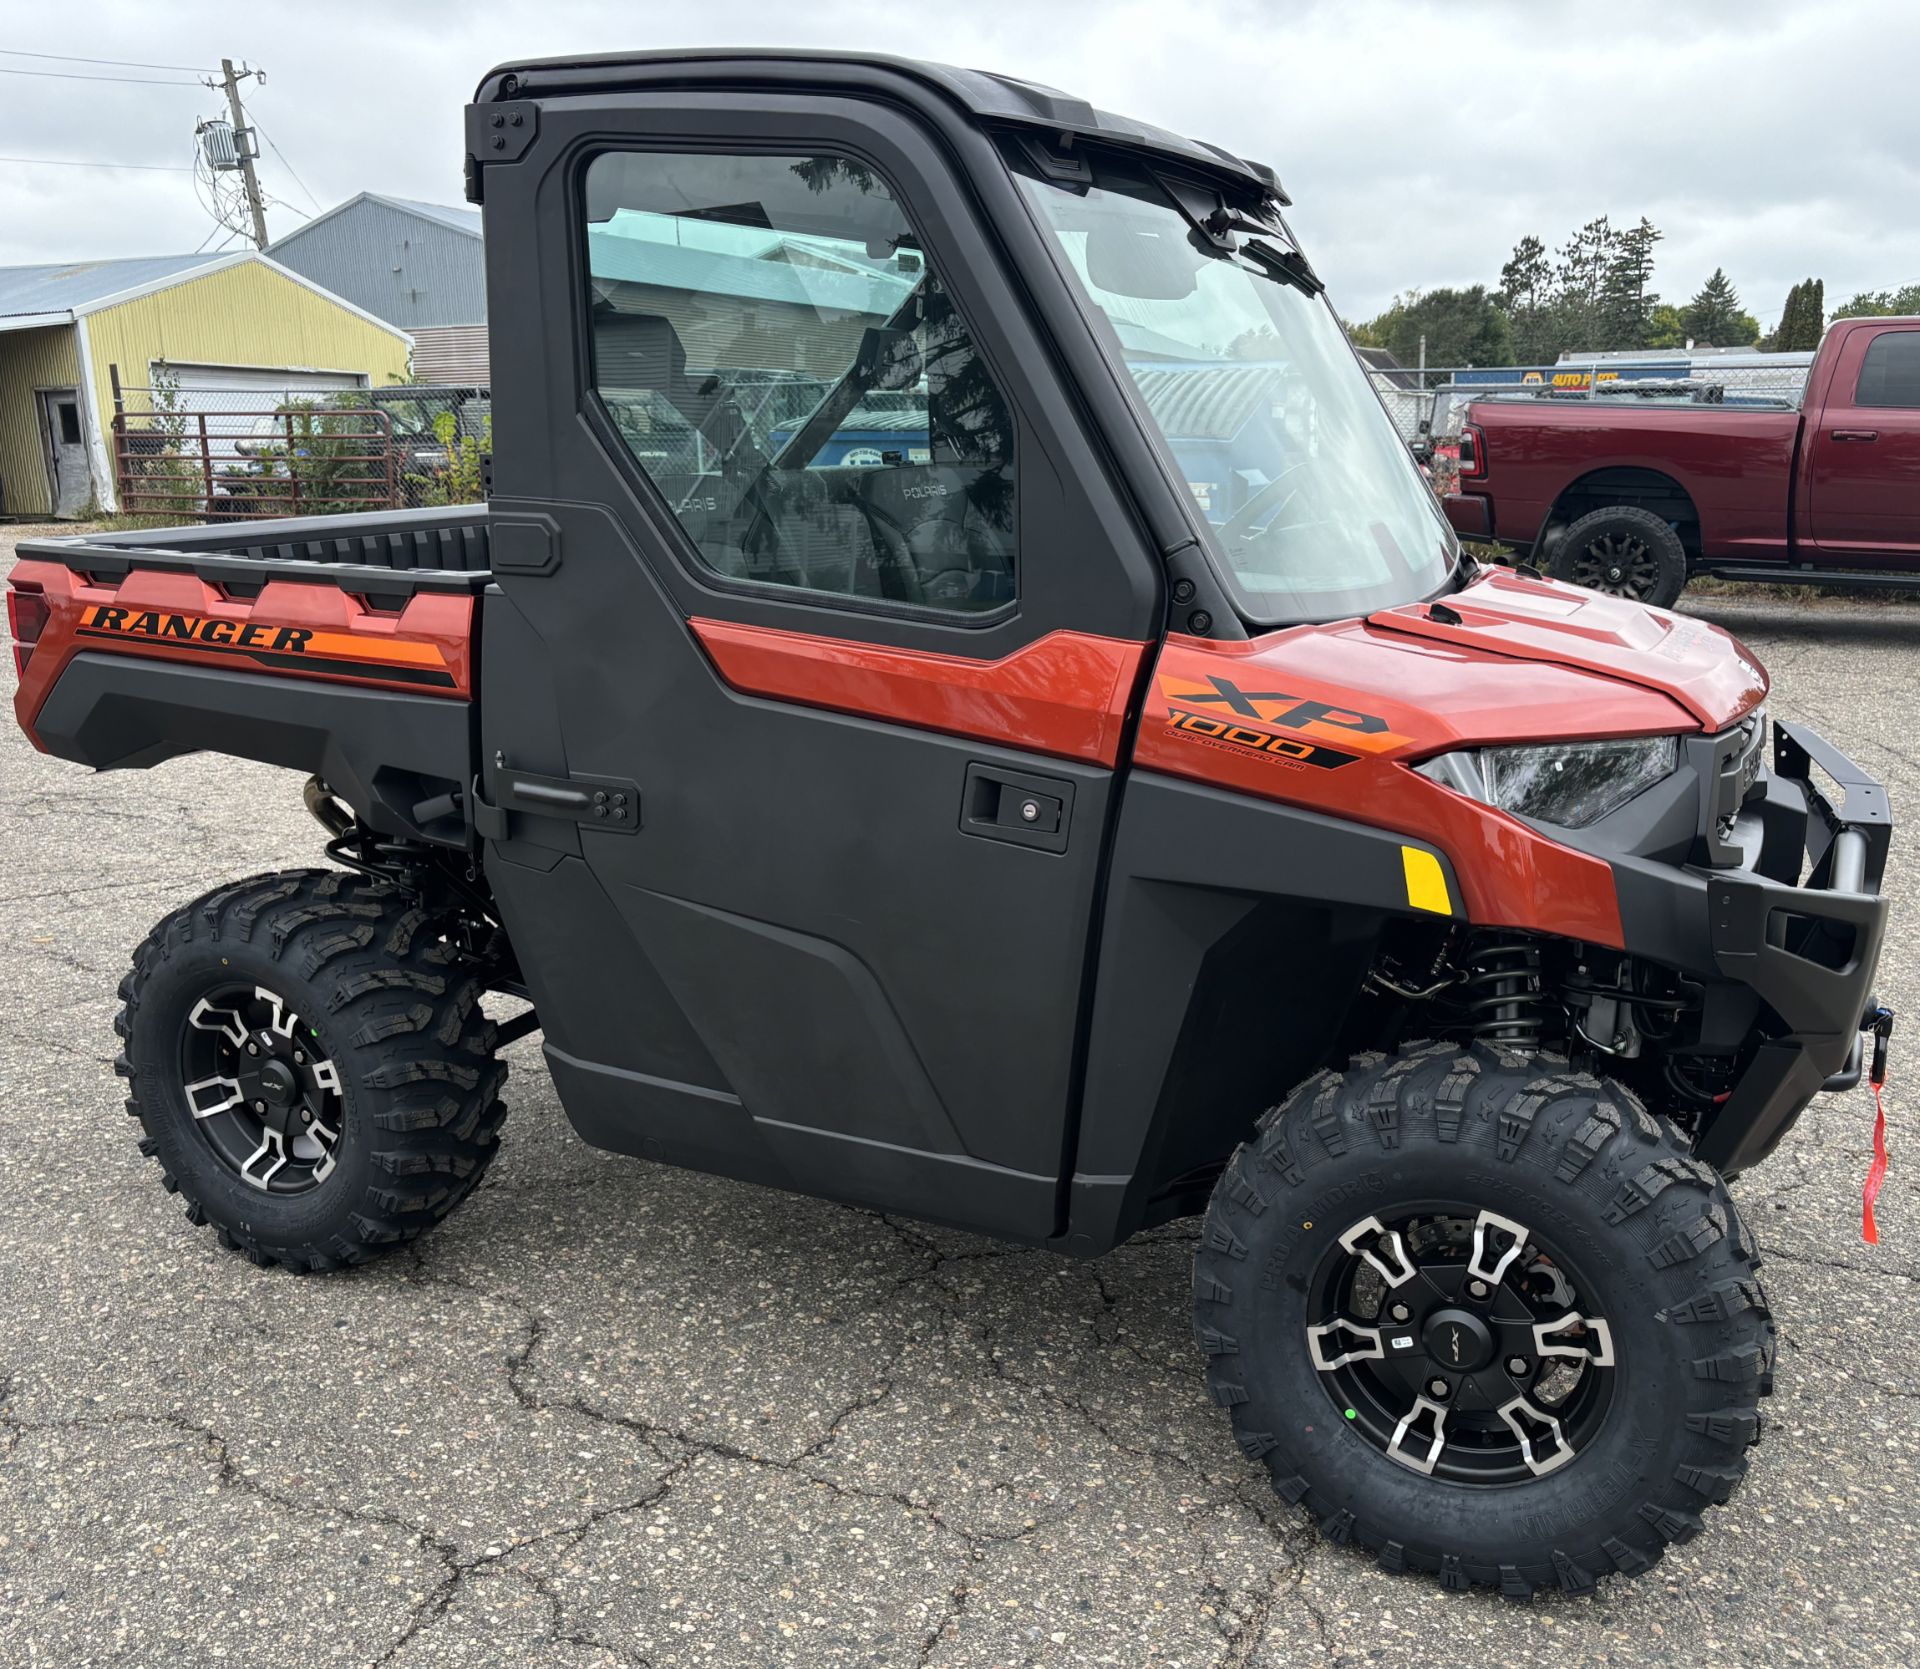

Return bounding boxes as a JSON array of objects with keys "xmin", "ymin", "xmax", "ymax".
[
  {"xmin": 0, "ymin": 65, "xmax": 200, "ymax": 87},
  {"xmin": 0, "ymin": 47, "xmax": 213, "ymax": 74},
  {"xmin": 0, "ymin": 153, "xmax": 195, "ymax": 173},
  {"xmin": 254, "ymin": 121, "xmax": 321, "ymax": 212}
]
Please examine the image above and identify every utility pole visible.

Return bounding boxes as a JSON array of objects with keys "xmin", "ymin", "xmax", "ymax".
[{"xmin": 217, "ymin": 58, "xmax": 270, "ymax": 250}]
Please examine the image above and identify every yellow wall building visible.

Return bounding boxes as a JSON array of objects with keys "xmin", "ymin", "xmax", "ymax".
[{"xmin": 0, "ymin": 252, "xmax": 411, "ymax": 519}]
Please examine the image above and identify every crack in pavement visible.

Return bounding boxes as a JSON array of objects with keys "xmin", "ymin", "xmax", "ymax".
[
  {"xmin": 0, "ymin": 1376, "xmax": 468, "ymax": 1660},
  {"xmin": 1758, "ymin": 1240, "xmax": 1920, "ymax": 1283},
  {"xmin": 370, "ymin": 1248, "xmax": 1057, "ymax": 1664},
  {"xmin": 521, "ymin": 1564, "xmax": 656, "ymax": 1668},
  {"xmin": 1779, "ymin": 1328, "xmax": 1920, "ymax": 1402}
]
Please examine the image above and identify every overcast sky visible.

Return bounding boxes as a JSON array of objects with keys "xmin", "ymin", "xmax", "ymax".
[{"xmin": 4, "ymin": 0, "xmax": 1915, "ymax": 329}]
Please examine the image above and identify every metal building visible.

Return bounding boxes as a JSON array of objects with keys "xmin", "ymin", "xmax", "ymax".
[
  {"xmin": 267, "ymin": 194, "xmax": 487, "ymax": 382},
  {"xmin": 0, "ymin": 252, "xmax": 411, "ymax": 519}
]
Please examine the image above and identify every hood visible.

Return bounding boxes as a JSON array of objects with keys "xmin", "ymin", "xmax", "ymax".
[{"xmin": 1367, "ymin": 566, "xmax": 1767, "ymax": 731}]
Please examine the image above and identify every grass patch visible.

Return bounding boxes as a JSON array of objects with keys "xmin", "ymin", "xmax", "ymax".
[{"xmin": 91, "ymin": 513, "xmax": 195, "ymax": 534}]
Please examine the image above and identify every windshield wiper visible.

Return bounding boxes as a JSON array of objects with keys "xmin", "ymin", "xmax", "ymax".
[
  {"xmin": 1237, "ymin": 236, "xmax": 1325, "ymax": 297},
  {"xmin": 1157, "ymin": 181, "xmax": 1328, "ymax": 300}
]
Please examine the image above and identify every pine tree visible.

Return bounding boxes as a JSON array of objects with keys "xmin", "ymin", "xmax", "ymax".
[
  {"xmin": 1681, "ymin": 268, "xmax": 1748, "ymax": 346},
  {"xmin": 1769, "ymin": 278, "xmax": 1827, "ymax": 351},
  {"xmin": 1597, "ymin": 217, "xmax": 1662, "ymax": 349},
  {"xmin": 1498, "ymin": 235, "xmax": 1554, "ymax": 363},
  {"xmin": 1552, "ymin": 217, "xmax": 1618, "ymax": 352}
]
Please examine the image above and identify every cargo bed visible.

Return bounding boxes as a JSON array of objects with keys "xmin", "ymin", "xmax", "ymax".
[{"xmin": 9, "ymin": 506, "xmax": 489, "ymax": 847}]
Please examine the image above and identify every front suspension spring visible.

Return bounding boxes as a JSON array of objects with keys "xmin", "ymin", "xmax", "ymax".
[{"xmin": 1462, "ymin": 936, "xmax": 1546, "ymax": 1048}]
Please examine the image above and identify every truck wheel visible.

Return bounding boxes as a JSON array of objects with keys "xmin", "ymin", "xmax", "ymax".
[
  {"xmin": 113, "ymin": 869, "xmax": 508, "ymax": 1272},
  {"xmin": 1194, "ymin": 1042, "xmax": 1771, "ymax": 1595},
  {"xmin": 1550, "ymin": 506, "xmax": 1688, "ymax": 608}
]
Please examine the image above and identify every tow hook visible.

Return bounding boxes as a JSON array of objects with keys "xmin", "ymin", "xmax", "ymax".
[
  {"xmin": 1825, "ymin": 1001, "xmax": 1894, "ymax": 1095},
  {"xmin": 1869, "ymin": 1004, "xmax": 1895, "ymax": 1088}
]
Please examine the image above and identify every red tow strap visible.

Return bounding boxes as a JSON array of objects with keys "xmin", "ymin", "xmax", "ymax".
[
  {"xmin": 1864, "ymin": 1081, "xmax": 1889, "ymax": 1246},
  {"xmin": 1864, "ymin": 1007, "xmax": 1894, "ymax": 1246}
]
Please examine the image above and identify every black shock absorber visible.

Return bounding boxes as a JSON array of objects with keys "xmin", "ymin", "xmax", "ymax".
[{"xmin": 1461, "ymin": 935, "xmax": 1546, "ymax": 1049}]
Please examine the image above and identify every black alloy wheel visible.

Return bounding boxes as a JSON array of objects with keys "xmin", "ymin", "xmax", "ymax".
[
  {"xmin": 178, "ymin": 982, "xmax": 345, "ymax": 1194},
  {"xmin": 1549, "ymin": 505, "xmax": 1688, "ymax": 608},
  {"xmin": 1567, "ymin": 529, "xmax": 1662, "ymax": 599},
  {"xmin": 1306, "ymin": 1205, "xmax": 1615, "ymax": 1484}
]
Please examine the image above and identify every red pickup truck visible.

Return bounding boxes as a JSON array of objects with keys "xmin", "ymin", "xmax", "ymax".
[{"xmin": 1443, "ymin": 317, "xmax": 1920, "ymax": 606}]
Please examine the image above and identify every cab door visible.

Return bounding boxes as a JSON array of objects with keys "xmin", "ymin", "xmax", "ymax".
[
  {"xmin": 1809, "ymin": 324, "xmax": 1920, "ymax": 563},
  {"xmin": 471, "ymin": 94, "xmax": 1161, "ymax": 1239}
]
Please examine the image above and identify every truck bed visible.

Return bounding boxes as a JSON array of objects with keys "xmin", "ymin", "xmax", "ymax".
[
  {"xmin": 1449, "ymin": 399, "xmax": 1801, "ymax": 561},
  {"xmin": 10, "ymin": 506, "xmax": 490, "ymax": 848}
]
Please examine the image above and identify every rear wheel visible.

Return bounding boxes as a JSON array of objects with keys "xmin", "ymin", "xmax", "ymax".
[
  {"xmin": 1194, "ymin": 1043, "xmax": 1771, "ymax": 1595},
  {"xmin": 115, "ymin": 869, "xmax": 508, "ymax": 1271},
  {"xmin": 1550, "ymin": 505, "xmax": 1688, "ymax": 608}
]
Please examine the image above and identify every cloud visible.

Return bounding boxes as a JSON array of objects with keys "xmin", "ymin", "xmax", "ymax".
[{"xmin": 3, "ymin": 0, "xmax": 1915, "ymax": 329}]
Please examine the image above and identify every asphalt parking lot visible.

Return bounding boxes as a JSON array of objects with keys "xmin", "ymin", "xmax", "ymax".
[{"xmin": 2, "ymin": 522, "xmax": 1917, "ymax": 1668}]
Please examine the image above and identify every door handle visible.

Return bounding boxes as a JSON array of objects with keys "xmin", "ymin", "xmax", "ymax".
[
  {"xmin": 959, "ymin": 762, "xmax": 1074, "ymax": 853},
  {"xmin": 1831, "ymin": 429, "xmax": 1879, "ymax": 442}
]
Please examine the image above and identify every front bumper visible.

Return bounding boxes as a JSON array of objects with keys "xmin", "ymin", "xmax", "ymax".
[{"xmin": 1612, "ymin": 720, "xmax": 1891, "ymax": 1176}]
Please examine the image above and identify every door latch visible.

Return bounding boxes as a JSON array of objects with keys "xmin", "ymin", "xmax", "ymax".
[
  {"xmin": 470, "ymin": 763, "xmax": 641, "ymax": 841},
  {"xmin": 960, "ymin": 763, "xmax": 1074, "ymax": 853}
]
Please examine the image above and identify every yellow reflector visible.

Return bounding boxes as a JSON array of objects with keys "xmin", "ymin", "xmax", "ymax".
[{"xmin": 1401, "ymin": 846, "xmax": 1452, "ymax": 915}]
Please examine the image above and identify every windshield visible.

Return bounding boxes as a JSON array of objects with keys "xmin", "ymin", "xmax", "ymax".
[{"xmin": 1010, "ymin": 148, "xmax": 1457, "ymax": 624}]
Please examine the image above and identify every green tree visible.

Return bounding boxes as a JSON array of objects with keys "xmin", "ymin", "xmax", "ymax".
[
  {"xmin": 1832, "ymin": 283, "xmax": 1920, "ymax": 319},
  {"xmin": 1646, "ymin": 303, "xmax": 1688, "ymax": 350},
  {"xmin": 1766, "ymin": 278, "xmax": 1826, "ymax": 350},
  {"xmin": 1497, "ymin": 234, "xmax": 1558, "ymax": 363},
  {"xmin": 1680, "ymin": 268, "xmax": 1757, "ymax": 346},
  {"xmin": 1360, "ymin": 286, "xmax": 1514, "ymax": 368},
  {"xmin": 1597, "ymin": 217, "xmax": 1662, "ymax": 349},
  {"xmin": 1550, "ymin": 216, "xmax": 1618, "ymax": 352}
]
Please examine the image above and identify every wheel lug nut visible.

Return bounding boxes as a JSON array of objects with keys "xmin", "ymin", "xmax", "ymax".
[
  {"xmin": 1427, "ymin": 1378, "xmax": 1450, "ymax": 1399},
  {"xmin": 245, "ymin": 1042, "xmax": 259, "ymax": 1056},
  {"xmin": 294, "ymin": 1051, "xmax": 305, "ymax": 1065},
  {"xmin": 252, "ymin": 1100, "xmax": 266, "ymax": 1113},
  {"xmin": 1468, "ymin": 1280, "xmax": 1490, "ymax": 1299},
  {"xmin": 1389, "ymin": 1302, "xmax": 1411, "ymax": 1323},
  {"xmin": 1507, "ymin": 1357, "xmax": 1530, "ymax": 1377}
]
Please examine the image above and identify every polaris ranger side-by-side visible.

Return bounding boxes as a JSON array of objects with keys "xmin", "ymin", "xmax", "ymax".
[{"xmin": 6, "ymin": 52, "xmax": 1893, "ymax": 1596}]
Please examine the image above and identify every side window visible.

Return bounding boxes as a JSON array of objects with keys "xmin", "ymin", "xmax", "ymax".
[
  {"xmin": 1855, "ymin": 331, "xmax": 1920, "ymax": 409},
  {"xmin": 582, "ymin": 150, "xmax": 1016, "ymax": 613}
]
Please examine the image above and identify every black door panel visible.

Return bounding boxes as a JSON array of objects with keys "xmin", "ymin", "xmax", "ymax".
[{"xmin": 476, "ymin": 93, "xmax": 1160, "ymax": 1240}]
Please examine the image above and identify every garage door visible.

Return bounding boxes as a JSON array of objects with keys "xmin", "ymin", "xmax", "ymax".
[
  {"xmin": 157, "ymin": 362, "xmax": 368, "ymax": 410},
  {"xmin": 148, "ymin": 362, "xmax": 375, "ymax": 464}
]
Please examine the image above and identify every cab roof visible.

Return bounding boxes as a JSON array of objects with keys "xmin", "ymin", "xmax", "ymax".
[{"xmin": 473, "ymin": 48, "xmax": 1286, "ymax": 201}]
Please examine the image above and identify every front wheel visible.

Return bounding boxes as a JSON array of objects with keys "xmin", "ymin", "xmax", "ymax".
[
  {"xmin": 1194, "ymin": 1043, "xmax": 1771, "ymax": 1595},
  {"xmin": 1549, "ymin": 505, "xmax": 1689, "ymax": 608}
]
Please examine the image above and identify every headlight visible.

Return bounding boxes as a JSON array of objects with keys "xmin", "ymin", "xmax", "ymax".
[{"xmin": 1415, "ymin": 735, "xmax": 1679, "ymax": 829}]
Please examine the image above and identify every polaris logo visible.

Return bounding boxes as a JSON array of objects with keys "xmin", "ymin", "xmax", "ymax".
[{"xmin": 902, "ymin": 481, "xmax": 949, "ymax": 500}]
